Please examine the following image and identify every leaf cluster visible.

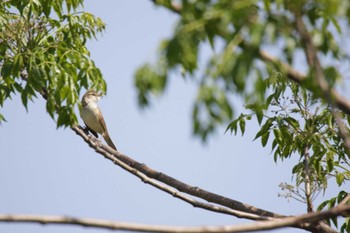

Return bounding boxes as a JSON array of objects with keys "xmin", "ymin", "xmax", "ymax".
[
  {"xmin": 317, "ymin": 190, "xmax": 350, "ymax": 232},
  {"xmin": 227, "ymin": 76, "xmax": 350, "ymax": 229},
  {"xmin": 0, "ymin": 0, "xmax": 106, "ymax": 127}
]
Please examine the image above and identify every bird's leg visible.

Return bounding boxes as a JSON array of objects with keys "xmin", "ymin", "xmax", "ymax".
[
  {"xmin": 83, "ymin": 124, "xmax": 99, "ymax": 138},
  {"xmin": 82, "ymin": 125, "xmax": 90, "ymax": 135}
]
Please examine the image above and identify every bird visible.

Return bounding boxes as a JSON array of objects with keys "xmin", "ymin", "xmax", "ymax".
[{"xmin": 79, "ymin": 90, "xmax": 117, "ymax": 150}]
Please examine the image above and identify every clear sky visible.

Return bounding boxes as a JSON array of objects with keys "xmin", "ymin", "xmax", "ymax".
[{"xmin": 0, "ymin": 1, "xmax": 342, "ymax": 233}]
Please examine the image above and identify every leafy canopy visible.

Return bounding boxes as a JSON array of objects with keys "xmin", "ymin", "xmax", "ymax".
[
  {"xmin": 0, "ymin": 0, "xmax": 106, "ymax": 126},
  {"xmin": 135, "ymin": 0, "xmax": 350, "ymax": 232}
]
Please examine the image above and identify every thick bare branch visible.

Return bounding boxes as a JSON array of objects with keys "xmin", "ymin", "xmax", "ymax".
[
  {"xmin": 72, "ymin": 125, "xmax": 269, "ymax": 221},
  {"xmin": 72, "ymin": 125, "xmax": 274, "ymax": 220},
  {"xmin": 0, "ymin": 203, "xmax": 348, "ymax": 232},
  {"xmin": 72, "ymin": 125, "xmax": 340, "ymax": 233}
]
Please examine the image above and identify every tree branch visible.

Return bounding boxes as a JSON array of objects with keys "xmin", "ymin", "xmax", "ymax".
[
  {"xmin": 19, "ymin": 66, "xmax": 337, "ymax": 232},
  {"xmin": 71, "ymin": 125, "xmax": 274, "ymax": 220},
  {"xmin": 71, "ymin": 125, "xmax": 269, "ymax": 221},
  {"xmin": 1, "ymin": 202, "xmax": 348, "ymax": 232},
  {"xmin": 72, "ymin": 125, "xmax": 340, "ymax": 233},
  {"xmin": 257, "ymin": 48, "xmax": 350, "ymax": 116},
  {"xmin": 293, "ymin": 11, "xmax": 329, "ymax": 92},
  {"xmin": 333, "ymin": 110, "xmax": 350, "ymax": 153}
]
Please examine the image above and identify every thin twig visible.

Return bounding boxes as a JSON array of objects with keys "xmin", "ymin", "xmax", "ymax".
[
  {"xmin": 303, "ymin": 145, "xmax": 313, "ymax": 212},
  {"xmin": 0, "ymin": 203, "xmax": 348, "ymax": 233},
  {"xmin": 333, "ymin": 110, "xmax": 350, "ymax": 153}
]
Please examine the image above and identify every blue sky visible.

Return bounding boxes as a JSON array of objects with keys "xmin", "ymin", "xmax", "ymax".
[{"xmin": 0, "ymin": 1, "xmax": 343, "ymax": 233}]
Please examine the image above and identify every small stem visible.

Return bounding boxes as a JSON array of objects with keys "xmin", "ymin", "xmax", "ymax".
[{"xmin": 303, "ymin": 145, "xmax": 314, "ymax": 212}]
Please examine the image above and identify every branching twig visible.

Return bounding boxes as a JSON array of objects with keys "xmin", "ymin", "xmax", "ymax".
[
  {"xmin": 257, "ymin": 48, "xmax": 350, "ymax": 116},
  {"xmin": 333, "ymin": 110, "xmax": 350, "ymax": 153}
]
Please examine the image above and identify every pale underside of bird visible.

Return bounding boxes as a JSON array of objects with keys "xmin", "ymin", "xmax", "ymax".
[{"xmin": 80, "ymin": 90, "xmax": 117, "ymax": 150}]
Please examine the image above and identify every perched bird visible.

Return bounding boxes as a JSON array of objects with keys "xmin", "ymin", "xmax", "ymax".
[{"xmin": 80, "ymin": 90, "xmax": 117, "ymax": 150}]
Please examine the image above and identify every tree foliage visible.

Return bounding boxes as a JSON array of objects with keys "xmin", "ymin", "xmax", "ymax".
[
  {"xmin": 136, "ymin": 0, "xmax": 350, "ymax": 139},
  {"xmin": 135, "ymin": 0, "xmax": 350, "ymax": 231},
  {"xmin": 0, "ymin": 0, "xmax": 106, "ymax": 126},
  {"xmin": 1, "ymin": 0, "xmax": 350, "ymax": 232}
]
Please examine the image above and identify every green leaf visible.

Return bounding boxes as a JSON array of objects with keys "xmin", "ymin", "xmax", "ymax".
[
  {"xmin": 330, "ymin": 16, "xmax": 341, "ymax": 34},
  {"xmin": 261, "ymin": 131, "xmax": 270, "ymax": 147},
  {"xmin": 317, "ymin": 199, "xmax": 328, "ymax": 211},
  {"xmin": 225, "ymin": 119, "xmax": 238, "ymax": 135},
  {"xmin": 254, "ymin": 117, "xmax": 274, "ymax": 141},
  {"xmin": 336, "ymin": 173, "xmax": 344, "ymax": 186},
  {"xmin": 271, "ymin": 139, "xmax": 278, "ymax": 152},
  {"xmin": 284, "ymin": 117, "xmax": 299, "ymax": 129},
  {"xmin": 21, "ymin": 90, "xmax": 29, "ymax": 110},
  {"xmin": 326, "ymin": 152, "xmax": 334, "ymax": 172},
  {"xmin": 46, "ymin": 96, "xmax": 56, "ymax": 119},
  {"xmin": 328, "ymin": 197, "xmax": 337, "ymax": 208},
  {"xmin": 331, "ymin": 215, "xmax": 338, "ymax": 228},
  {"xmin": 337, "ymin": 191, "xmax": 348, "ymax": 203},
  {"xmin": 256, "ymin": 107, "xmax": 264, "ymax": 125},
  {"xmin": 340, "ymin": 218, "xmax": 350, "ymax": 233},
  {"xmin": 239, "ymin": 119, "xmax": 246, "ymax": 135},
  {"xmin": 292, "ymin": 162, "xmax": 303, "ymax": 174},
  {"xmin": 1, "ymin": 60, "xmax": 13, "ymax": 78},
  {"xmin": 273, "ymin": 128, "xmax": 282, "ymax": 143},
  {"xmin": 0, "ymin": 113, "xmax": 7, "ymax": 123},
  {"xmin": 13, "ymin": 54, "xmax": 23, "ymax": 75}
]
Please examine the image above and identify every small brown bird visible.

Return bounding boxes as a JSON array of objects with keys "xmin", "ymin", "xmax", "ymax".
[{"xmin": 79, "ymin": 90, "xmax": 117, "ymax": 150}]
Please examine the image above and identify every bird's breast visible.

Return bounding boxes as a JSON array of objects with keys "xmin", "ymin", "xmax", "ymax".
[{"xmin": 80, "ymin": 104, "xmax": 104, "ymax": 134}]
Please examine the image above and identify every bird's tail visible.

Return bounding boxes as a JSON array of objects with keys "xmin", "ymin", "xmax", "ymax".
[{"xmin": 103, "ymin": 132, "xmax": 117, "ymax": 151}]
